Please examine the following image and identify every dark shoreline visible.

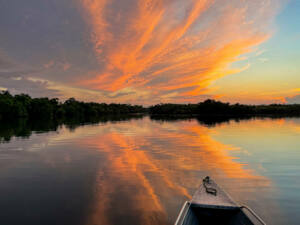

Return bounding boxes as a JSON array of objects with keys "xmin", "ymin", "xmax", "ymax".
[{"xmin": 1, "ymin": 91, "xmax": 300, "ymax": 121}]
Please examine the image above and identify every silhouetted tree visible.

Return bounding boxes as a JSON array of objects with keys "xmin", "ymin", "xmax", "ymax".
[{"xmin": 0, "ymin": 91, "xmax": 147, "ymax": 121}]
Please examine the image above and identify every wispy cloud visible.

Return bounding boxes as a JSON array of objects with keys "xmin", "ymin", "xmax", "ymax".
[
  {"xmin": 79, "ymin": 0, "xmax": 282, "ymax": 103},
  {"xmin": 0, "ymin": 0, "xmax": 284, "ymax": 103},
  {"xmin": 0, "ymin": 52, "xmax": 60, "ymax": 97}
]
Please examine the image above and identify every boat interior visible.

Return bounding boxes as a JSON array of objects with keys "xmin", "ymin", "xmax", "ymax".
[{"xmin": 183, "ymin": 204, "xmax": 255, "ymax": 225}]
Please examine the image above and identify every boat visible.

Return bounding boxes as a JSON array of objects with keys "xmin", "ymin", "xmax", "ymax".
[{"xmin": 175, "ymin": 176, "xmax": 266, "ymax": 225}]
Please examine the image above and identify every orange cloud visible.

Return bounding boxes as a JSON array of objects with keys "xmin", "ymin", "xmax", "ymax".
[{"xmin": 79, "ymin": 0, "xmax": 281, "ymax": 103}]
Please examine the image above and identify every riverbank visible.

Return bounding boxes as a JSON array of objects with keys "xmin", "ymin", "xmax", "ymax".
[{"xmin": 1, "ymin": 91, "xmax": 300, "ymax": 121}]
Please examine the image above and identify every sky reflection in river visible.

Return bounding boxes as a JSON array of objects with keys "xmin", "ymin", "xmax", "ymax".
[{"xmin": 0, "ymin": 117, "xmax": 299, "ymax": 225}]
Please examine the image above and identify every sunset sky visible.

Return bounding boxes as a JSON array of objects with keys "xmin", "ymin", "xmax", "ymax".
[{"xmin": 0, "ymin": 0, "xmax": 299, "ymax": 105}]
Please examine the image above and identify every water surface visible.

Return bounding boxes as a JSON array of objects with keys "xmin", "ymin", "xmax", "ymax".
[{"xmin": 0, "ymin": 116, "xmax": 299, "ymax": 225}]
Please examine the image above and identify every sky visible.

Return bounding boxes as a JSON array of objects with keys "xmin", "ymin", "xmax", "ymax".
[{"xmin": 0, "ymin": 0, "xmax": 299, "ymax": 105}]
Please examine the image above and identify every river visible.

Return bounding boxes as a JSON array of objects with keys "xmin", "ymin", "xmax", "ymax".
[{"xmin": 0, "ymin": 116, "xmax": 299, "ymax": 225}]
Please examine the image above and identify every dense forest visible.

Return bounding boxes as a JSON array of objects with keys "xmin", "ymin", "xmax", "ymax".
[
  {"xmin": 1, "ymin": 91, "xmax": 300, "ymax": 121},
  {"xmin": 0, "ymin": 91, "xmax": 146, "ymax": 120},
  {"xmin": 149, "ymin": 99, "xmax": 300, "ymax": 116}
]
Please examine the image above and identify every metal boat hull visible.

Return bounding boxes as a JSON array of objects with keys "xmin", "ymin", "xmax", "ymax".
[{"xmin": 175, "ymin": 177, "xmax": 265, "ymax": 225}]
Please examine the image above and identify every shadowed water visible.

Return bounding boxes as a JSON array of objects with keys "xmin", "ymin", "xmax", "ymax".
[{"xmin": 0, "ymin": 116, "xmax": 299, "ymax": 225}]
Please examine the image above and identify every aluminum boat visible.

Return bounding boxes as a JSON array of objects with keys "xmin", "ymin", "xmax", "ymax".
[{"xmin": 175, "ymin": 177, "xmax": 266, "ymax": 225}]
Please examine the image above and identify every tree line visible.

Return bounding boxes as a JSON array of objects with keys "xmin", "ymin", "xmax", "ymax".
[
  {"xmin": 1, "ymin": 91, "xmax": 300, "ymax": 121},
  {"xmin": 0, "ymin": 91, "xmax": 146, "ymax": 120},
  {"xmin": 148, "ymin": 99, "xmax": 300, "ymax": 116}
]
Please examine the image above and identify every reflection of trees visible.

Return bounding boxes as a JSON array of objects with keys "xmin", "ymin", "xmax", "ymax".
[
  {"xmin": 0, "ymin": 115, "xmax": 144, "ymax": 143},
  {"xmin": 2, "ymin": 113, "xmax": 295, "ymax": 142},
  {"xmin": 150, "ymin": 114, "xmax": 253, "ymax": 127},
  {"xmin": 150, "ymin": 114, "xmax": 298, "ymax": 127},
  {"xmin": 0, "ymin": 119, "xmax": 60, "ymax": 143},
  {"xmin": 0, "ymin": 119, "xmax": 32, "ymax": 142}
]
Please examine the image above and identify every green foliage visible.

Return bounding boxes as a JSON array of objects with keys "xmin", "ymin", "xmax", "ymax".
[
  {"xmin": 1, "ymin": 92, "xmax": 300, "ymax": 121},
  {"xmin": 0, "ymin": 91, "xmax": 146, "ymax": 121}
]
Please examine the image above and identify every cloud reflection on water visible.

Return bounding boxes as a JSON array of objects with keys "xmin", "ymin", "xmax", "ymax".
[
  {"xmin": 0, "ymin": 116, "xmax": 284, "ymax": 225},
  {"xmin": 74, "ymin": 117, "xmax": 270, "ymax": 225}
]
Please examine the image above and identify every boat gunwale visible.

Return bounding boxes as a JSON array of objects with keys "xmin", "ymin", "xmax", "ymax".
[{"xmin": 174, "ymin": 201, "xmax": 191, "ymax": 225}]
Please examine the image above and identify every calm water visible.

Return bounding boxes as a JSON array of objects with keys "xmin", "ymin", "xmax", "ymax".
[{"xmin": 0, "ymin": 116, "xmax": 299, "ymax": 225}]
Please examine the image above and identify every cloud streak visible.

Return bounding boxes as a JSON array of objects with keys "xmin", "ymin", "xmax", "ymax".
[
  {"xmin": 79, "ymin": 0, "xmax": 281, "ymax": 103},
  {"xmin": 0, "ymin": 51, "xmax": 61, "ymax": 98}
]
